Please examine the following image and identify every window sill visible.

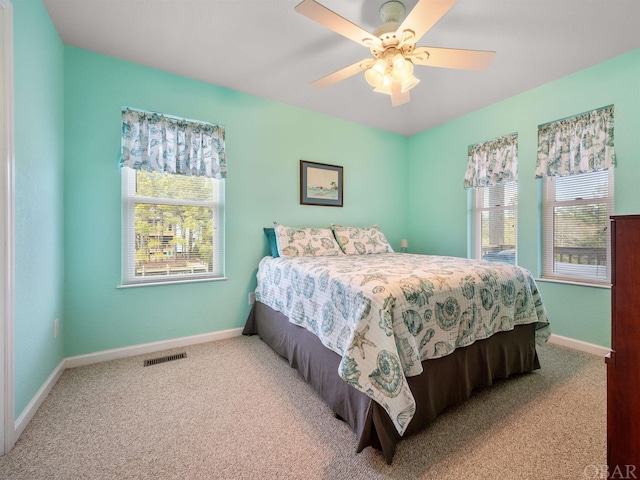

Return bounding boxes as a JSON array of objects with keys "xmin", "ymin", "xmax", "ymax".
[
  {"xmin": 535, "ymin": 277, "xmax": 611, "ymax": 289},
  {"xmin": 118, "ymin": 276, "xmax": 228, "ymax": 289}
]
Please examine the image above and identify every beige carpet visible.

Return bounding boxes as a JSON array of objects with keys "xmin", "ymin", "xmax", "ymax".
[{"xmin": 0, "ymin": 336, "xmax": 606, "ymax": 479}]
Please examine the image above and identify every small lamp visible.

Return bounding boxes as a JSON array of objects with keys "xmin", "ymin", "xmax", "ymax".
[{"xmin": 400, "ymin": 239, "xmax": 408, "ymax": 253}]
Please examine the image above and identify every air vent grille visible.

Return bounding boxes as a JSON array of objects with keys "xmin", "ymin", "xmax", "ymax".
[{"xmin": 143, "ymin": 352, "xmax": 187, "ymax": 367}]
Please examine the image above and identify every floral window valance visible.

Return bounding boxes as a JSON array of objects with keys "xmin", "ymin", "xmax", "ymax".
[
  {"xmin": 535, "ymin": 106, "xmax": 614, "ymax": 178},
  {"xmin": 464, "ymin": 133, "xmax": 518, "ymax": 189},
  {"xmin": 120, "ymin": 108, "xmax": 226, "ymax": 179}
]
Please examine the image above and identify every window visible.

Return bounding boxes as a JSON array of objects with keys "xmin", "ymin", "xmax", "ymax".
[
  {"xmin": 120, "ymin": 108, "xmax": 226, "ymax": 286},
  {"xmin": 464, "ymin": 133, "xmax": 518, "ymax": 264},
  {"xmin": 542, "ymin": 169, "xmax": 614, "ymax": 284},
  {"xmin": 122, "ymin": 168, "xmax": 225, "ymax": 285},
  {"xmin": 475, "ymin": 182, "xmax": 517, "ymax": 264}
]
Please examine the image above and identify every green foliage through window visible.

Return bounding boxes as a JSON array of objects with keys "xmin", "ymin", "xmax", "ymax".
[{"xmin": 122, "ymin": 169, "xmax": 224, "ymax": 284}]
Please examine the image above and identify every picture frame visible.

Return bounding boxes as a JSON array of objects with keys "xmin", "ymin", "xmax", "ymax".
[{"xmin": 300, "ymin": 160, "xmax": 343, "ymax": 207}]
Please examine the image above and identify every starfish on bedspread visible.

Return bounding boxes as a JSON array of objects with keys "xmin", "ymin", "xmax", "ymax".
[
  {"xmin": 348, "ymin": 324, "xmax": 377, "ymax": 359},
  {"xmin": 433, "ymin": 274, "xmax": 451, "ymax": 289}
]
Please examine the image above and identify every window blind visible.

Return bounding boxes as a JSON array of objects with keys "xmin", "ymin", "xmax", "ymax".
[
  {"xmin": 121, "ymin": 168, "xmax": 225, "ymax": 285},
  {"xmin": 542, "ymin": 169, "xmax": 614, "ymax": 284},
  {"xmin": 475, "ymin": 181, "xmax": 518, "ymax": 264}
]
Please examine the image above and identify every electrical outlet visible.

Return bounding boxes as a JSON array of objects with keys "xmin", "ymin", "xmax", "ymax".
[
  {"xmin": 53, "ymin": 318, "xmax": 59, "ymax": 339},
  {"xmin": 248, "ymin": 292, "xmax": 256, "ymax": 305}
]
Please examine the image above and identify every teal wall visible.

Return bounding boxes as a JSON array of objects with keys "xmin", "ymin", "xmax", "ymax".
[
  {"xmin": 407, "ymin": 49, "xmax": 640, "ymax": 347},
  {"xmin": 13, "ymin": 0, "xmax": 65, "ymax": 416},
  {"xmin": 13, "ymin": 0, "xmax": 640, "ymax": 422},
  {"xmin": 63, "ymin": 46, "xmax": 409, "ymax": 357}
]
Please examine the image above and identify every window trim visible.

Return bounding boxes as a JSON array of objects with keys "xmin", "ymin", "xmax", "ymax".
[
  {"xmin": 541, "ymin": 169, "xmax": 614, "ymax": 286},
  {"xmin": 121, "ymin": 167, "xmax": 225, "ymax": 286}
]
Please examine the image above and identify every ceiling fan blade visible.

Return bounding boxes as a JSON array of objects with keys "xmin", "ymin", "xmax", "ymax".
[
  {"xmin": 410, "ymin": 46, "xmax": 496, "ymax": 71},
  {"xmin": 398, "ymin": 0, "xmax": 457, "ymax": 43},
  {"xmin": 295, "ymin": 0, "xmax": 382, "ymax": 49},
  {"xmin": 391, "ymin": 90, "xmax": 411, "ymax": 107},
  {"xmin": 310, "ymin": 59, "xmax": 375, "ymax": 89},
  {"xmin": 390, "ymin": 82, "xmax": 411, "ymax": 107}
]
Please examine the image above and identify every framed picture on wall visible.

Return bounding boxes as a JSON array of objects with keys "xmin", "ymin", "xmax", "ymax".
[{"xmin": 300, "ymin": 160, "xmax": 343, "ymax": 207}]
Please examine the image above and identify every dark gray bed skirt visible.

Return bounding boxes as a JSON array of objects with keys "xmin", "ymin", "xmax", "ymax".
[{"xmin": 243, "ymin": 301, "xmax": 540, "ymax": 464}]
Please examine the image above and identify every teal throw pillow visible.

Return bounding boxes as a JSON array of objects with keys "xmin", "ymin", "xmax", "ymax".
[{"xmin": 263, "ymin": 228, "xmax": 279, "ymax": 258}]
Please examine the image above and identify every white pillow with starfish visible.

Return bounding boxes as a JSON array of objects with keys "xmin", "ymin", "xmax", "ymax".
[
  {"xmin": 274, "ymin": 223, "xmax": 345, "ymax": 257},
  {"xmin": 331, "ymin": 224, "xmax": 394, "ymax": 255}
]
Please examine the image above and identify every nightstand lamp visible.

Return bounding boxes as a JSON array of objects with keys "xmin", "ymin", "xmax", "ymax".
[{"xmin": 400, "ymin": 239, "xmax": 408, "ymax": 253}]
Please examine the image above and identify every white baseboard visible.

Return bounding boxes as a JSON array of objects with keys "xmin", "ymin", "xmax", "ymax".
[
  {"xmin": 14, "ymin": 358, "xmax": 65, "ymax": 441},
  {"xmin": 65, "ymin": 328, "xmax": 244, "ymax": 369},
  {"xmin": 15, "ymin": 328, "xmax": 244, "ymax": 441},
  {"xmin": 14, "ymin": 329, "xmax": 604, "ymax": 445},
  {"xmin": 547, "ymin": 333, "xmax": 610, "ymax": 357}
]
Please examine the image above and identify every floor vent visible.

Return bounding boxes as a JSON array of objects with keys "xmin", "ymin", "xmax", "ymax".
[{"xmin": 144, "ymin": 352, "xmax": 187, "ymax": 367}]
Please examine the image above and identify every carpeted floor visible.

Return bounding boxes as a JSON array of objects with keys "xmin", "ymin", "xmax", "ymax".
[{"xmin": 0, "ymin": 336, "xmax": 606, "ymax": 479}]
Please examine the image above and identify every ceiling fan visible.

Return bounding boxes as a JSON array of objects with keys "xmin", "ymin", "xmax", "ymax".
[{"xmin": 295, "ymin": 0, "xmax": 496, "ymax": 106}]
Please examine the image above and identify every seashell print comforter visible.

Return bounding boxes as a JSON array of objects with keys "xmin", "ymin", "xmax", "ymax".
[{"xmin": 255, "ymin": 253, "xmax": 550, "ymax": 436}]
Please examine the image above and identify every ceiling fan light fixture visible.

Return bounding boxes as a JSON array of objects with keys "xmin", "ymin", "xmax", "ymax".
[
  {"xmin": 365, "ymin": 58, "xmax": 388, "ymax": 88},
  {"xmin": 391, "ymin": 54, "xmax": 414, "ymax": 82},
  {"xmin": 400, "ymin": 74, "xmax": 420, "ymax": 93},
  {"xmin": 373, "ymin": 75, "xmax": 393, "ymax": 94},
  {"xmin": 373, "ymin": 83, "xmax": 392, "ymax": 95},
  {"xmin": 364, "ymin": 69, "xmax": 380, "ymax": 88}
]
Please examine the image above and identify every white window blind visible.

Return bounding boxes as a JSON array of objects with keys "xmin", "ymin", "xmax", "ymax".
[
  {"xmin": 475, "ymin": 181, "xmax": 518, "ymax": 264},
  {"xmin": 121, "ymin": 168, "xmax": 225, "ymax": 285},
  {"xmin": 542, "ymin": 169, "xmax": 613, "ymax": 284}
]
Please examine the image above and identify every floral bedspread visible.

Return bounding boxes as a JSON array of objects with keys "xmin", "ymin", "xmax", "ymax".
[{"xmin": 255, "ymin": 253, "xmax": 550, "ymax": 436}]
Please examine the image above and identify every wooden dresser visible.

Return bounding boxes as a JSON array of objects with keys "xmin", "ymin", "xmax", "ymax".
[{"xmin": 607, "ymin": 215, "xmax": 640, "ymax": 475}]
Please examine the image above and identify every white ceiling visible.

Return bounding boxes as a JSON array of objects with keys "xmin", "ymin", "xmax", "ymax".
[{"xmin": 42, "ymin": 0, "xmax": 640, "ymax": 137}]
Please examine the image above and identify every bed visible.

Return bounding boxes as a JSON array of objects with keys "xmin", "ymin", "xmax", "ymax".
[{"xmin": 243, "ymin": 239, "xmax": 550, "ymax": 464}]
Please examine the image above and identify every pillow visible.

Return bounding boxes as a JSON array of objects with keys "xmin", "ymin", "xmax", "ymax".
[
  {"xmin": 331, "ymin": 224, "xmax": 394, "ymax": 255},
  {"xmin": 274, "ymin": 224, "xmax": 344, "ymax": 257},
  {"xmin": 263, "ymin": 228, "xmax": 279, "ymax": 258}
]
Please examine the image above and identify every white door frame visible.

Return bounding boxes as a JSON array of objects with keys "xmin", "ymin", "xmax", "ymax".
[{"xmin": 0, "ymin": 0, "xmax": 15, "ymax": 455}]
